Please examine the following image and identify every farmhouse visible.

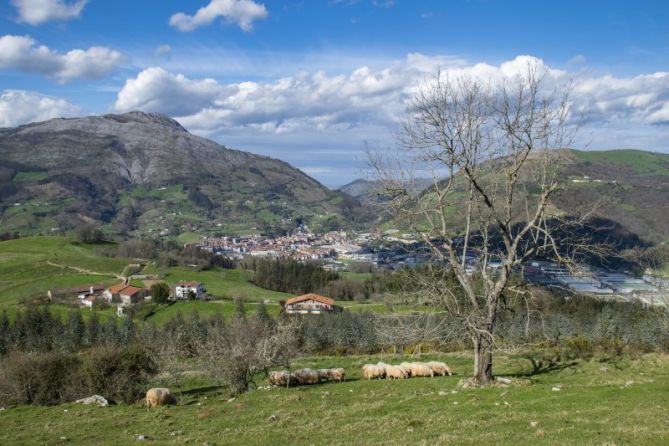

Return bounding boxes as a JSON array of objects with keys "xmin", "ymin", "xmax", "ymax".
[
  {"xmin": 119, "ymin": 286, "xmax": 145, "ymax": 305},
  {"xmin": 284, "ymin": 293, "xmax": 341, "ymax": 314},
  {"xmin": 175, "ymin": 282, "xmax": 206, "ymax": 300},
  {"xmin": 103, "ymin": 284, "xmax": 145, "ymax": 304}
]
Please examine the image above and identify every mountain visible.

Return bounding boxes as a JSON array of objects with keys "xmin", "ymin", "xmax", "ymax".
[
  {"xmin": 379, "ymin": 149, "xmax": 669, "ymax": 248},
  {"xmin": 554, "ymin": 149, "xmax": 669, "ymax": 244},
  {"xmin": 338, "ymin": 177, "xmax": 433, "ymax": 205},
  {"xmin": 0, "ymin": 112, "xmax": 367, "ymax": 238}
]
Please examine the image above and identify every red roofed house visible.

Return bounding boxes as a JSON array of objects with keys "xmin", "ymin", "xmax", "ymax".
[
  {"xmin": 103, "ymin": 283, "xmax": 129, "ymax": 303},
  {"xmin": 284, "ymin": 293, "xmax": 341, "ymax": 314},
  {"xmin": 119, "ymin": 286, "xmax": 145, "ymax": 305},
  {"xmin": 103, "ymin": 284, "xmax": 145, "ymax": 305}
]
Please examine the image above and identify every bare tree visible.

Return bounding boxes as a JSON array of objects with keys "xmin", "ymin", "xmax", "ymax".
[
  {"xmin": 369, "ymin": 64, "xmax": 574, "ymax": 384},
  {"xmin": 196, "ymin": 317, "xmax": 300, "ymax": 395}
]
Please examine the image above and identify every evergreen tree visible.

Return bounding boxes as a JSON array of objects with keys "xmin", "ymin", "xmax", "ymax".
[
  {"xmin": 234, "ymin": 297, "xmax": 246, "ymax": 320},
  {"xmin": 65, "ymin": 311, "xmax": 85, "ymax": 352}
]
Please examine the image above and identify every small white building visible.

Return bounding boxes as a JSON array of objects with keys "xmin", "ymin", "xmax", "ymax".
[
  {"xmin": 82, "ymin": 294, "xmax": 98, "ymax": 308},
  {"xmin": 175, "ymin": 282, "xmax": 206, "ymax": 300}
]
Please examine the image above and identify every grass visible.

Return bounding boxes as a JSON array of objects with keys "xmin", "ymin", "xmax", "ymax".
[
  {"xmin": 0, "ymin": 351, "xmax": 667, "ymax": 445},
  {"xmin": 176, "ymin": 232, "xmax": 203, "ymax": 245},
  {"xmin": 572, "ymin": 149, "xmax": 669, "ymax": 176},
  {"xmin": 160, "ymin": 267, "xmax": 291, "ymax": 302},
  {"xmin": 0, "ymin": 237, "xmax": 128, "ymax": 307},
  {"xmin": 0, "ymin": 237, "xmax": 291, "ymax": 303}
]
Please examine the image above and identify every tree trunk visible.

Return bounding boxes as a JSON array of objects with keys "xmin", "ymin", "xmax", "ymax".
[{"xmin": 473, "ymin": 332, "xmax": 494, "ymax": 385}]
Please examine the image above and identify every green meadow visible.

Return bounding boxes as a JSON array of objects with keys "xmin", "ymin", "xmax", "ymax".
[{"xmin": 0, "ymin": 351, "xmax": 667, "ymax": 445}]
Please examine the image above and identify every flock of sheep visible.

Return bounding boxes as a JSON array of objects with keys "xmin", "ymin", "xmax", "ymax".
[
  {"xmin": 268, "ymin": 360, "xmax": 453, "ymax": 388},
  {"xmin": 363, "ymin": 361, "xmax": 452, "ymax": 380},
  {"xmin": 145, "ymin": 360, "xmax": 453, "ymax": 407},
  {"xmin": 268, "ymin": 367, "xmax": 346, "ymax": 386}
]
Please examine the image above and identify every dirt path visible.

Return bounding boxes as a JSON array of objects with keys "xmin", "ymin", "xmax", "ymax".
[{"xmin": 46, "ymin": 260, "xmax": 124, "ymax": 280}]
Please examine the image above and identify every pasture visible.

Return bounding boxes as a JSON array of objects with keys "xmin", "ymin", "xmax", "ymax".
[{"xmin": 0, "ymin": 351, "xmax": 667, "ymax": 445}]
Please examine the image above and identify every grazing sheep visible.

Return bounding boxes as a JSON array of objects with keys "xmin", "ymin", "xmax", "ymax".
[
  {"xmin": 362, "ymin": 364, "xmax": 386, "ymax": 380},
  {"xmin": 269, "ymin": 370, "xmax": 296, "ymax": 387},
  {"xmin": 292, "ymin": 368, "xmax": 320, "ymax": 385},
  {"xmin": 317, "ymin": 369, "xmax": 331, "ymax": 381},
  {"xmin": 402, "ymin": 362, "xmax": 434, "ymax": 378},
  {"xmin": 427, "ymin": 361, "xmax": 453, "ymax": 376},
  {"xmin": 397, "ymin": 364, "xmax": 412, "ymax": 378},
  {"xmin": 327, "ymin": 368, "xmax": 346, "ymax": 382},
  {"xmin": 385, "ymin": 365, "xmax": 407, "ymax": 380},
  {"xmin": 145, "ymin": 388, "xmax": 177, "ymax": 408}
]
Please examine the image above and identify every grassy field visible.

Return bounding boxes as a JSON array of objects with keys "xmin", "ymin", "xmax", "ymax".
[
  {"xmin": 0, "ymin": 351, "xmax": 667, "ymax": 445},
  {"xmin": 0, "ymin": 237, "xmax": 127, "ymax": 307},
  {"xmin": 0, "ymin": 237, "xmax": 292, "ymax": 306},
  {"xmin": 572, "ymin": 149, "xmax": 669, "ymax": 176},
  {"xmin": 160, "ymin": 267, "xmax": 291, "ymax": 302}
]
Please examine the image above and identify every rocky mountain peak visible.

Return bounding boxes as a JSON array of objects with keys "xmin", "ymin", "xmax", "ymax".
[{"xmin": 101, "ymin": 111, "xmax": 187, "ymax": 132}]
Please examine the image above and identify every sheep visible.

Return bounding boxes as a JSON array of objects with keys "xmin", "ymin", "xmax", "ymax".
[
  {"xmin": 292, "ymin": 368, "xmax": 320, "ymax": 385},
  {"xmin": 384, "ymin": 365, "xmax": 407, "ymax": 380},
  {"xmin": 426, "ymin": 361, "xmax": 453, "ymax": 376},
  {"xmin": 268, "ymin": 370, "xmax": 296, "ymax": 387},
  {"xmin": 397, "ymin": 364, "xmax": 412, "ymax": 378},
  {"xmin": 362, "ymin": 364, "xmax": 386, "ymax": 380},
  {"xmin": 327, "ymin": 368, "xmax": 346, "ymax": 382},
  {"xmin": 317, "ymin": 369, "xmax": 331, "ymax": 381},
  {"xmin": 145, "ymin": 388, "xmax": 177, "ymax": 408},
  {"xmin": 401, "ymin": 362, "xmax": 434, "ymax": 378}
]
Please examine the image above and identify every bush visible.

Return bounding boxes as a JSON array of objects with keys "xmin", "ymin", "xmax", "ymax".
[
  {"xmin": 82, "ymin": 345, "xmax": 157, "ymax": 404},
  {"xmin": 0, "ymin": 346, "xmax": 157, "ymax": 406},
  {"xmin": 0, "ymin": 351, "xmax": 82, "ymax": 406}
]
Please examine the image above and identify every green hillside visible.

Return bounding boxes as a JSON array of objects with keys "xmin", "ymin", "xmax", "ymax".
[
  {"xmin": 572, "ymin": 149, "xmax": 669, "ymax": 176},
  {"xmin": 0, "ymin": 236, "xmax": 292, "ymax": 319},
  {"xmin": 0, "ymin": 351, "xmax": 667, "ymax": 445}
]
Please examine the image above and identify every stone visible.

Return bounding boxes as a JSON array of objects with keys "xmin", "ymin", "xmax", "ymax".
[{"xmin": 75, "ymin": 395, "xmax": 109, "ymax": 407}]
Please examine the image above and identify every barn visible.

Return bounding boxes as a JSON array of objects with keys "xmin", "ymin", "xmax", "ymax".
[{"xmin": 284, "ymin": 293, "xmax": 341, "ymax": 314}]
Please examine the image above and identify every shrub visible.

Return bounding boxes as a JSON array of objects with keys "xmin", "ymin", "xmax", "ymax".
[
  {"xmin": 0, "ymin": 351, "xmax": 82, "ymax": 406},
  {"xmin": 82, "ymin": 345, "xmax": 157, "ymax": 404}
]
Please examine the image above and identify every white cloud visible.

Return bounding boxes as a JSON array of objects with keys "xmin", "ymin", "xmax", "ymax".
[
  {"xmin": 0, "ymin": 90, "xmax": 81, "ymax": 127},
  {"xmin": 169, "ymin": 0, "xmax": 268, "ymax": 32},
  {"xmin": 107, "ymin": 54, "xmax": 669, "ymax": 184},
  {"xmin": 0, "ymin": 35, "xmax": 124, "ymax": 83},
  {"xmin": 111, "ymin": 67, "xmax": 228, "ymax": 116},
  {"xmin": 573, "ymin": 72, "xmax": 669, "ymax": 125},
  {"xmin": 154, "ymin": 44, "xmax": 172, "ymax": 57},
  {"xmin": 111, "ymin": 54, "xmax": 669, "ymax": 152},
  {"xmin": 11, "ymin": 0, "xmax": 87, "ymax": 26},
  {"xmin": 567, "ymin": 54, "xmax": 587, "ymax": 66}
]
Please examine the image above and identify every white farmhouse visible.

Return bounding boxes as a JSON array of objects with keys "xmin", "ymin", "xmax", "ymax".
[{"xmin": 175, "ymin": 282, "xmax": 206, "ymax": 300}]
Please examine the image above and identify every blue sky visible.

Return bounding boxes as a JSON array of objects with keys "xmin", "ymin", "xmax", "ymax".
[{"xmin": 1, "ymin": 0, "xmax": 668, "ymax": 186}]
